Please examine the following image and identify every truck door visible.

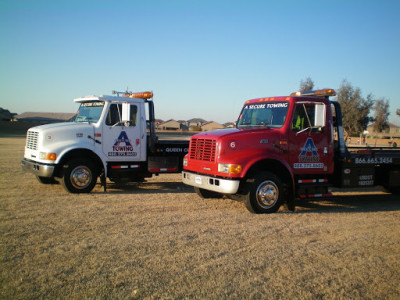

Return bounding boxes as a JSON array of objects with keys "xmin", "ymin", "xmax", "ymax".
[
  {"xmin": 288, "ymin": 101, "xmax": 333, "ymax": 175},
  {"xmin": 102, "ymin": 102, "xmax": 146, "ymax": 162}
]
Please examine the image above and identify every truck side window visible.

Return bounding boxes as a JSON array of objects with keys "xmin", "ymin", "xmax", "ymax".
[
  {"xmin": 106, "ymin": 104, "xmax": 122, "ymax": 126},
  {"xmin": 292, "ymin": 103, "xmax": 325, "ymax": 131},
  {"xmin": 129, "ymin": 105, "xmax": 137, "ymax": 126},
  {"xmin": 292, "ymin": 105, "xmax": 310, "ymax": 131}
]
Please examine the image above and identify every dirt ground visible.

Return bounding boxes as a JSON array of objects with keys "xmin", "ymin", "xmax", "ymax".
[{"xmin": 1, "ymin": 135, "xmax": 400, "ymax": 299}]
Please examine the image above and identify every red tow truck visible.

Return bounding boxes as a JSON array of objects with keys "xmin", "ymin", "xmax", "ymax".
[{"xmin": 182, "ymin": 89, "xmax": 400, "ymax": 213}]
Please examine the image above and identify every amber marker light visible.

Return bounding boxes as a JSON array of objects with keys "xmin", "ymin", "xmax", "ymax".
[
  {"xmin": 40, "ymin": 152, "xmax": 57, "ymax": 161},
  {"xmin": 228, "ymin": 164, "xmax": 242, "ymax": 174},
  {"xmin": 218, "ymin": 163, "xmax": 242, "ymax": 174}
]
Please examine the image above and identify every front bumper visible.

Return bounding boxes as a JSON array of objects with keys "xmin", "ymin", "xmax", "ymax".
[
  {"xmin": 182, "ymin": 171, "xmax": 240, "ymax": 194},
  {"xmin": 21, "ymin": 158, "xmax": 56, "ymax": 177}
]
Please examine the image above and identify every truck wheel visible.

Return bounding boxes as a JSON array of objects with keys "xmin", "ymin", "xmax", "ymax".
[
  {"xmin": 61, "ymin": 158, "xmax": 98, "ymax": 193},
  {"xmin": 382, "ymin": 186, "xmax": 400, "ymax": 195},
  {"xmin": 244, "ymin": 172, "xmax": 283, "ymax": 213},
  {"xmin": 194, "ymin": 187, "xmax": 222, "ymax": 199},
  {"xmin": 36, "ymin": 176, "xmax": 58, "ymax": 184}
]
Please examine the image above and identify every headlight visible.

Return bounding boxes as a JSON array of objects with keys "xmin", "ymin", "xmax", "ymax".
[
  {"xmin": 218, "ymin": 163, "xmax": 242, "ymax": 174},
  {"xmin": 40, "ymin": 152, "xmax": 57, "ymax": 161},
  {"xmin": 183, "ymin": 157, "xmax": 188, "ymax": 167}
]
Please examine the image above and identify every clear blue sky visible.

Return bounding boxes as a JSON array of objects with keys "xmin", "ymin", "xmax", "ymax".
[{"xmin": 1, "ymin": 0, "xmax": 399, "ymax": 125}]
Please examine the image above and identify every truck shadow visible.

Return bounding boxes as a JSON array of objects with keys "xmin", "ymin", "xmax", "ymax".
[
  {"xmin": 97, "ymin": 182, "xmax": 400, "ymax": 214},
  {"xmin": 295, "ymin": 193, "xmax": 400, "ymax": 213},
  {"xmin": 100, "ymin": 181, "xmax": 194, "ymax": 194}
]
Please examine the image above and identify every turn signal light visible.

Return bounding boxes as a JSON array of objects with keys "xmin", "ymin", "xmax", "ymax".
[
  {"xmin": 228, "ymin": 164, "xmax": 242, "ymax": 174},
  {"xmin": 40, "ymin": 152, "xmax": 57, "ymax": 161},
  {"xmin": 218, "ymin": 163, "xmax": 242, "ymax": 174}
]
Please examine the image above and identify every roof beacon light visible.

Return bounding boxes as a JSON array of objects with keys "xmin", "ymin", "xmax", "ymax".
[
  {"xmin": 290, "ymin": 89, "xmax": 336, "ymax": 98},
  {"xmin": 112, "ymin": 90, "xmax": 153, "ymax": 99},
  {"xmin": 128, "ymin": 91, "xmax": 153, "ymax": 99}
]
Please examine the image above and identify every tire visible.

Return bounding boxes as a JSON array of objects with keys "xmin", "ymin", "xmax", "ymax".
[
  {"xmin": 382, "ymin": 186, "xmax": 400, "ymax": 195},
  {"xmin": 194, "ymin": 187, "xmax": 222, "ymax": 199},
  {"xmin": 61, "ymin": 158, "xmax": 98, "ymax": 193},
  {"xmin": 36, "ymin": 176, "xmax": 58, "ymax": 184},
  {"xmin": 244, "ymin": 171, "xmax": 284, "ymax": 214}
]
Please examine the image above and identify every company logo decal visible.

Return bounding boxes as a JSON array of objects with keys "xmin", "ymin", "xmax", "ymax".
[
  {"xmin": 246, "ymin": 103, "xmax": 288, "ymax": 110},
  {"xmin": 108, "ymin": 131, "xmax": 137, "ymax": 157},
  {"xmin": 294, "ymin": 138, "xmax": 323, "ymax": 169}
]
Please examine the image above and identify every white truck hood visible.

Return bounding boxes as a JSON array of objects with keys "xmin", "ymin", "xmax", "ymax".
[
  {"xmin": 28, "ymin": 122, "xmax": 95, "ymax": 141},
  {"xmin": 25, "ymin": 122, "xmax": 96, "ymax": 164}
]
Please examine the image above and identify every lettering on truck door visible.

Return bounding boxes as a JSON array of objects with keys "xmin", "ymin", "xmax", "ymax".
[
  {"xmin": 288, "ymin": 102, "xmax": 333, "ymax": 174},
  {"xmin": 102, "ymin": 103, "xmax": 146, "ymax": 161}
]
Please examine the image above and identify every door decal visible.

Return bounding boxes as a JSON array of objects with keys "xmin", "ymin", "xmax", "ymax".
[
  {"xmin": 294, "ymin": 138, "xmax": 323, "ymax": 169},
  {"xmin": 108, "ymin": 131, "xmax": 137, "ymax": 157}
]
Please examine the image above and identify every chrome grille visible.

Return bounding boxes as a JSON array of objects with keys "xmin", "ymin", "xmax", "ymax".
[
  {"xmin": 26, "ymin": 131, "xmax": 39, "ymax": 150},
  {"xmin": 189, "ymin": 138, "xmax": 217, "ymax": 162}
]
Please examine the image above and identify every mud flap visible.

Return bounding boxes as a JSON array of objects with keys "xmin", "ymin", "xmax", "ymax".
[
  {"xmin": 284, "ymin": 183, "xmax": 296, "ymax": 212},
  {"xmin": 286, "ymin": 198, "xmax": 296, "ymax": 211},
  {"xmin": 100, "ymin": 171, "xmax": 107, "ymax": 192}
]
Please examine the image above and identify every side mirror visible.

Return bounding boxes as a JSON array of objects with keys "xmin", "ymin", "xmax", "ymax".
[
  {"xmin": 314, "ymin": 104, "xmax": 326, "ymax": 127},
  {"xmin": 121, "ymin": 103, "xmax": 131, "ymax": 124}
]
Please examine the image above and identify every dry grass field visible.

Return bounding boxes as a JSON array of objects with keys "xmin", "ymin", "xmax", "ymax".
[{"xmin": 1, "ymin": 134, "xmax": 400, "ymax": 299}]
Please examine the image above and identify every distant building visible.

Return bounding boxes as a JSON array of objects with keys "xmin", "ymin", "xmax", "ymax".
[
  {"xmin": 177, "ymin": 120, "xmax": 189, "ymax": 131},
  {"xmin": 155, "ymin": 119, "xmax": 164, "ymax": 128},
  {"xmin": 366, "ymin": 122, "xmax": 400, "ymax": 138},
  {"xmin": 223, "ymin": 122, "xmax": 235, "ymax": 128},
  {"xmin": 201, "ymin": 121, "xmax": 225, "ymax": 131},
  {"xmin": 187, "ymin": 118, "xmax": 207, "ymax": 127},
  {"xmin": 159, "ymin": 119, "xmax": 181, "ymax": 130},
  {"xmin": 16, "ymin": 112, "xmax": 75, "ymax": 123},
  {"xmin": 155, "ymin": 118, "xmax": 234, "ymax": 131}
]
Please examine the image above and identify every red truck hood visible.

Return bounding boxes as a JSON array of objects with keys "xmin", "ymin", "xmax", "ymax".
[
  {"xmin": 194, "ymin": 128, "xmax": 240, "ymax": 138},
  {"xmin": 192, "ymin": 127, "xmax": 280, "ymax": 139}
]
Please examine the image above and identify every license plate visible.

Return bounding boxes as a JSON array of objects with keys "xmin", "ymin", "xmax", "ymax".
[{"xmin": 195, "ymin": 176, "xmax": 202, "ymax": 185}]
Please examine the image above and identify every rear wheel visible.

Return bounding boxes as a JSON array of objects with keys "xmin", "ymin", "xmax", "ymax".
[
  {"xmin": 382, "ymin": 186, "xmax": 400, "ymax": 195},
  {"xmin": 244, "ymin": 172, "xmax": 283, "ymax": 213},
  {"xmin": 194, "ymin": 187, "xmax": 222, "ymax": 199},
  {"xmin": 61, "ymin": 158, "xmax": 98, "ymax": 193}
]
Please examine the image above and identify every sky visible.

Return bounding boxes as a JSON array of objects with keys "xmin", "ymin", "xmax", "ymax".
[{"xmin": 1, "ymin": 0, "xmax": 399, "ymax": 125}]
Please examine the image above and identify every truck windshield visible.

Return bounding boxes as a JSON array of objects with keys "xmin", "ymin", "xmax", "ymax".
[
  {"xmin": 237, "ymin": 102, "xmax": 289, "ymax": 128},
  {"xmin": 74, "ymin": 101, "xmax": 105, "ymax": 123}
]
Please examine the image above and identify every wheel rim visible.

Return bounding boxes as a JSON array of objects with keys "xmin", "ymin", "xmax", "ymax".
[
  {"xmin": 255, "ymin": 180, "xmax": 279, "ymax": 209},
  {"xmin": 70, "ymin": 165, "xmax": 92, "ymax": 189}
]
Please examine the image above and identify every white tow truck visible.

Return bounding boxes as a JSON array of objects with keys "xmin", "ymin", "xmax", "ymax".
[{"xmin": 21, "ymin": 91, "xmax": 189, "ymax": 193}]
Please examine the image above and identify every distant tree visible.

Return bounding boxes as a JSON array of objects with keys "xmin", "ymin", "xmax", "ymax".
[
  {"xmin": 372, "ymin": 98, "xmax": 390, "ymax": 132},
  {"xmin": 0, "ymin": 108, "xmax": 13, "ymax": 121},
  {"xmin": 336, "ymin": 79, "xmax": 374, "ymax": 136},
  {"xmin": 397, "ymin": 109, "xmax": 400, "ymax": 117},
  {"xmin": 299, "ymin": 77, "xmax": 314, "ymax": 92}
]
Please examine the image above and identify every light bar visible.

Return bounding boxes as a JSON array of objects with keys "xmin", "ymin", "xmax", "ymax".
[
  {"xmin": 127, "ymin": 91, "xmax": 153, "ymax": 99},
  {"xmin": 290, "ymin": 89, "xmax": 336, "ymax": 97}
]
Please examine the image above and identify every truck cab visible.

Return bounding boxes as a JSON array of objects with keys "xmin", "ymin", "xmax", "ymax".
[
  {"xmin": 21, "ymin": 91, "xmax": 188, "ymax": 193},
  {"xmin": 182, "ymin": 89, "xmax": 400, "ymax": 213}
]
